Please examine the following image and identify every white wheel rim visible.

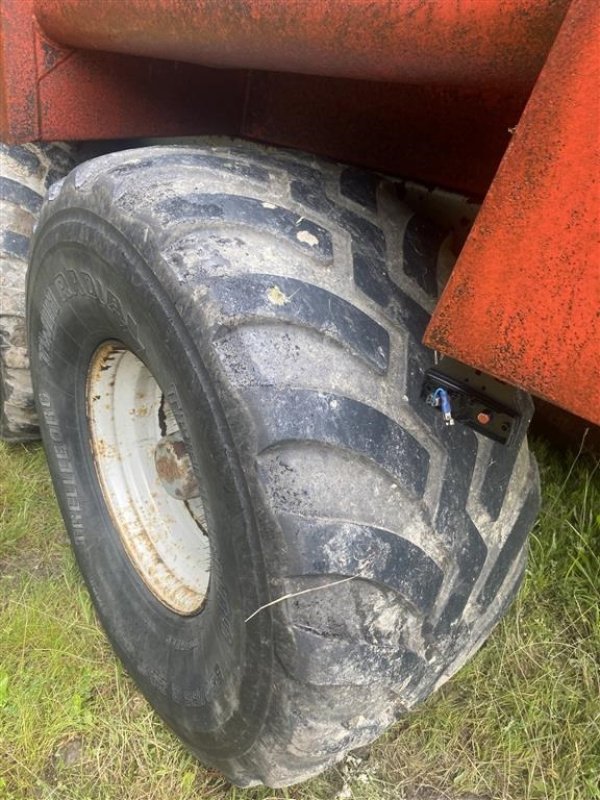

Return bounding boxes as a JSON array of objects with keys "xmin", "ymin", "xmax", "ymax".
[{"xmin": 87, "ymin": 341, "xmax": 210, "ymax": 615}]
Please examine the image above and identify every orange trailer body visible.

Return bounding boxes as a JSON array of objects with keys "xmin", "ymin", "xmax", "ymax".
[
  {"xmin": 425, "ymin": 0, "xmax": 600, "ymax": 423},
  {"xmin": 0, "ymin": 0, "xmax": 598, "ymax": 423}
]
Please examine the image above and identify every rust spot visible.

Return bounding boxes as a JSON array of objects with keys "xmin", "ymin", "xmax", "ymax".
[
  {"xmin": 154, "ymin": 434, "xmax": 201, "ymax": 500},
  {"xmin": 92, "ymin": 438, "xmax": 117, "ymax": 459},
  {"xmin": 130, "ymin": 404, "xmax": 150, "ymax": 417}
]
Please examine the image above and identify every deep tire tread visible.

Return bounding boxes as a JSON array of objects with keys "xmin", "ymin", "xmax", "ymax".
[{"xmin": 35, "ymin": 142, "xmax": 538, "ymax": 786}]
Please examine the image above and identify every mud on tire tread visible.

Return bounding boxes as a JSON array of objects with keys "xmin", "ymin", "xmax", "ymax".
[
  {"xmin": 28, "ymin": 142, "xmax": 539, "ymax": 787},
  {"xmin": 0, "ymin": 142, "xmax": 76, "ymax": 441}
]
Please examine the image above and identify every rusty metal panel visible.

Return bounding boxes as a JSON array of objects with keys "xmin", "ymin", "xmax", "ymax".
[
  {"xmin": 425, "ymin": 0, "xmax": 600, "ymax": 424},
  {"xmin": 0, "ymin": 0, "xmax": 39, "ymax": 140},
  {"xmin": 0, "ymin": 0, "xmax": 247, "ymax": 144},
  {"xmin": 0, "ymin": 0, "xmax": 538, "ymax": 196},
  {"xmin": 33, "ymin": 0, "xmax": 567, "ymax": 88},
  {"xmin": 1, "ymin": 0, "xmax": 568, "ymax": 198},
  {"xmin": 37, "ymin": 51, "xmax": 247, "ymax": 142}
]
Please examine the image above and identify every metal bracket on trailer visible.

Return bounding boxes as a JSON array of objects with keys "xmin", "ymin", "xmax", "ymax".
[{"xmin": 422, "ymin": 357, "xmax": 521, "ymax": 445}]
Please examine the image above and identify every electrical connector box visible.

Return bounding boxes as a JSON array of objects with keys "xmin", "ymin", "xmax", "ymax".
[{"xmin": 421, "ymin": 358, "xmax": 521, "ymax": 445}]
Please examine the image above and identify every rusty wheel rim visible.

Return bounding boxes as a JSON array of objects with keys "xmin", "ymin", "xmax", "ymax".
[{"xmin": 86, "ymin": 341, "xmax": 210, "ymax": 615}]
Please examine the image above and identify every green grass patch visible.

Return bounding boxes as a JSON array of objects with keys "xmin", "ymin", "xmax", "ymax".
[{"xmin": 1, "ymin": 438, "xmax": 598, "ymax": 800}]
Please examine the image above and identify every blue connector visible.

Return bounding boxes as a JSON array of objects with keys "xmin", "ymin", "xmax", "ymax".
[{"xmin": 428, "ymin": 387, "xmax": 455, "ymax": 426}]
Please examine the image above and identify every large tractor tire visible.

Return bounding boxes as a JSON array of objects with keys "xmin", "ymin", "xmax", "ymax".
[
  {"xmin": 0, "ymin": 142, "xmax": 77, "ymax": 441},
  {"xmin": 27, "ymin": 143, "xmax": 539, "ymax": 787}
]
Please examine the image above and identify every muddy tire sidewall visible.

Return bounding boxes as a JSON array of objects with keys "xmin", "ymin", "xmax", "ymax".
[{"xmin": 27, "ymin": 212, "xmax": 273, "ymax": 764}]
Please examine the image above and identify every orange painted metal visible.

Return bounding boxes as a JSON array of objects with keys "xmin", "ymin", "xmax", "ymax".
[
  {"xmin": 2, "ymin": 0, "xmax": 567, "ymax": 196},
  {"xmin": 0, "ymin": 0, "xmax": 40, "ymax": 139},
  {"xmin": 33, "ymin": 0, "xmax": 567, "ymax": 88},
  {"xmin": 2, "ymin": 0, "xmax": 598, "ymax": 421},
  {"xmin": 0, "ymin": 0, "xmax": 247, "ymax": 144},
  {"xmin": 425, "ymin": 0, "xmax": 600, "ymax": 424}
]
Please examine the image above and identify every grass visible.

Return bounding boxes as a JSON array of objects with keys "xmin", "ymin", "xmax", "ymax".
[{"xmin": 1, "ymin": 437, "xmax": 598, "ymax": 800}]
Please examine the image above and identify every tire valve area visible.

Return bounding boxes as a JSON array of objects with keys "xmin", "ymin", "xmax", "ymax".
[{"xmin": 421, "ymin": 357, "xmax": 522, "ymax": 445}]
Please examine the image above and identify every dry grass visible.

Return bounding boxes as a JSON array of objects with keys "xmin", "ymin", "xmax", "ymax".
[{"xmin": 1, "ymin": 438, "xmax": 598, "ymax": 800}]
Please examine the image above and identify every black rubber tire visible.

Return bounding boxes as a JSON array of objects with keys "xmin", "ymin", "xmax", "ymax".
[
  {"xmin": 27, "ymin": 143, "xmax": 540, "ymax": 788},
  {"xmin": 0, "ymin": 142, "xmax": 77, "ymax": 441}
]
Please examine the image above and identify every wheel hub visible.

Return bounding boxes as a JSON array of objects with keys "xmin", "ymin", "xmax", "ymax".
[{"xmin": 154, "ymin": 433, "xmax": 201, "ymax": 500}]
